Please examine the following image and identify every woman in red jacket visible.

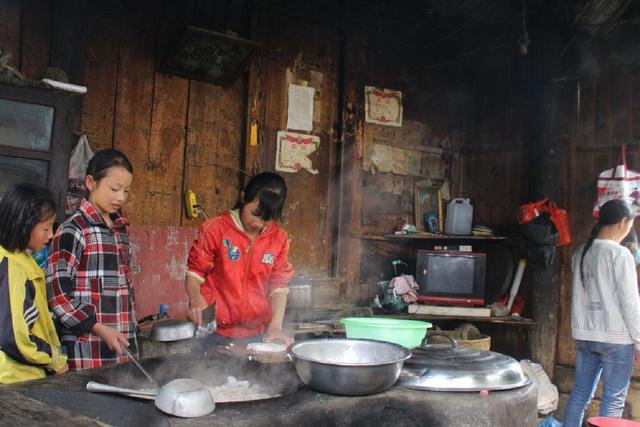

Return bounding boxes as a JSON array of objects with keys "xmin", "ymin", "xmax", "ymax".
[{"xmin": 185, "ymin": 172, "xmax": 293, "ymax": 352}]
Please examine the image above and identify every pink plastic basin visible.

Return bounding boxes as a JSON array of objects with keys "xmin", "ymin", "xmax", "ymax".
[{"xmin": 587, "ymin": 417, "xmax": 640, "ymax": 427}]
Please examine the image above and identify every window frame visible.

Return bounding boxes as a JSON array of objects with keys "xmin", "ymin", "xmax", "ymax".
[{"xmin": 0, "ymin": 82, "xmax": 82, "ymax": 219}]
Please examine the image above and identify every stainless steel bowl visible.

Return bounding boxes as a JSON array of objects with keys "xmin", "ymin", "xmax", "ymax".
[
  {"xmin": 149, "ymin": 319, "xmax": 196, "ymax": 342},
  {"xmin": 291, "ymin": 338, "xmax": 411, "ymax": 396}
]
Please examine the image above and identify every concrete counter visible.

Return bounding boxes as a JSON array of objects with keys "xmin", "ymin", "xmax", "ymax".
[{"xmin": 0, "ymin": 365, "xmax": 537, "ymax": 427}]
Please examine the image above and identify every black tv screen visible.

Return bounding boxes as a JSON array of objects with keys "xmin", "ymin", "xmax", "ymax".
[
  {"xmin": 426, "ymin": 255, "xmax": 475, "ymax": 295},
  {"xmin": 416, "ymin": 250, "xmax": 486, "ymax": 305}
]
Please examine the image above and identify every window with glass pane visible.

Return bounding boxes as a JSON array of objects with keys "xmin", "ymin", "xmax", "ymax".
[
  {"xmin": 0, "ymin": 98, "xmax": 54, "ymax": 151},
  {"xmin": 0, "ymin": 156, "xmax": 49, "ymax": 197}
]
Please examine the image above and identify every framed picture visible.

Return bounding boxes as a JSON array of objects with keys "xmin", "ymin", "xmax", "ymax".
[{"xmin": 415, "ymin": 184, "xmax": 442, "ymax": 233}]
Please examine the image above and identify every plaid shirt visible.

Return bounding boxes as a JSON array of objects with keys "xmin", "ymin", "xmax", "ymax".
[{"xmin": 46, "ymin": 199, "xmax": 137, "ymax": 370}]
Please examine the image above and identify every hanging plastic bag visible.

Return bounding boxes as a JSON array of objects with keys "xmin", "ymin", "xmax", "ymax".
[
  {"xmin": 516, "ymin": 198, "xmax": 549, "ymax": 225},
  {"xmin": 546, "ymin": 202, "xmax": 571, "ymax": 246},
  {"xmin": 520, "ymin": 359, "xmax": 559, "ymax": 415},
  {"xmin": 517, "ymin": 199, "xmax": 572, "ymax": 246},
  {"xmin": 593, "ymin": 144, "xmax": 640, "ymax": 217},
  {"xmin": 66, "ymin": 135, "xmax": 94, "ymax": 215}
]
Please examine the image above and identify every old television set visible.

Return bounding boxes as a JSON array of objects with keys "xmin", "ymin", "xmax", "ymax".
[{"xmin": 415, "ymin": 250, "xmax": 486, "ymax": 306}]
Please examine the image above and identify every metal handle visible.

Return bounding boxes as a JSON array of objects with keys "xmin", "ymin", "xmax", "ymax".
[
  {"xmin": 401, "ymin": 367, "xmax": 429, "ymax": 378},
  {"xmin": 86, "ymin": 381, "xmax": 157, "ymax": 399},
  {"xmin": 421, "ymin": 331, "xmax": 458, "ymax": 349},
  {"xmin": 120, "ymin": 344, "xmax": 159, "ymax": 389}
]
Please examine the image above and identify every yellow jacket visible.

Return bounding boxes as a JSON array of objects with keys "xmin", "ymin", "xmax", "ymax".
[{"xmin": 0, "ymin": 246, "xmax": 67, "ymax": 383}]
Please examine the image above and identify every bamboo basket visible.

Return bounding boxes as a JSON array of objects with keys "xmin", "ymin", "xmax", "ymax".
[{"xmin": 428, "ymin": 330, "xmax": 491, "ymax": 351}]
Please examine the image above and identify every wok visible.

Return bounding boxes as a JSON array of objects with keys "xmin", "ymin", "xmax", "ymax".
[{"xmin": 91, "ymin": 352, "xmax": 301, "ymax": 404}]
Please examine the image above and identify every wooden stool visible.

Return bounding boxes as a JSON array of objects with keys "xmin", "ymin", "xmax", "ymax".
[{"xmin": 587, "ymin": 417, "xmax": 640, "ymax": 427}]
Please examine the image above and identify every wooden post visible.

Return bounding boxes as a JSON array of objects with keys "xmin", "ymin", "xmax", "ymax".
[
  {"xmin": 334, "ymin": 0, "xmax": 367, "ymax": 300},
  {"xmin": 525, "ymin": 13, "xmax": 569, "ymax": 378}
]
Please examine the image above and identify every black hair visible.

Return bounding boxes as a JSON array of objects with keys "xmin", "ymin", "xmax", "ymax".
[
  {"xmin": 0, "ymin": 183, "xmax": 56, "ymax": 251},
  {"xmin": 86, "ymin": 148, "xmax": 133, "ymax": 182},
  {"xmin": 580, "ymin": 199, "xmax": 633, "ymax": 284},
  {"xmin": 234, "ymin": 172, "xmax": 287, "ymax": 221}
]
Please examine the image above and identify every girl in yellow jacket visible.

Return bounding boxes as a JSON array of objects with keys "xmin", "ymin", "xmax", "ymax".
[{"xmin": 0, "ymin": 183, "xmax": 68, "ymax": 383}]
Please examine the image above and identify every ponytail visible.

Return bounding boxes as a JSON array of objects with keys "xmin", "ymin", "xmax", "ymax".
[
  {"xmin": 580, "ymin": 224, "xmax": 601, "ymax": 285},
  {"xmin": 580, "ymin": 199, "xmax": 633, "ymax": 286}
]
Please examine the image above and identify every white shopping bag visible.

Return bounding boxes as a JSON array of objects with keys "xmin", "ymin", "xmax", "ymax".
[
  {"xmin": 593, "ymin": 145, "xmax": 640, "ymax": 217},
  {"xmin": 66, "ymin": 135, "xmax": 94, "ymax": 215}
]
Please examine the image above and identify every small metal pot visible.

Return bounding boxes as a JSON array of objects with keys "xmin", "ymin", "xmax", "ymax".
[
  {"xmin": 291, "ymin": 338, "xmax": 411, "ymax": 396},
  {"xmin": 149, "ymin": 319, "xmax": 196, "ymax": 342},
  {"xmin": 287, "ymin": 282, "xmax": 313, "ymax": 309}
]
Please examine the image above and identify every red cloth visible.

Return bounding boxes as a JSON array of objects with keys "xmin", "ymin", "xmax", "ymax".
[{"xmin": 187, "ymin": 212, "xmax": 293, "ymax": 338}]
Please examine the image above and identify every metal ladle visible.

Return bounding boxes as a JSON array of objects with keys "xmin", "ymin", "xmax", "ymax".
[
  {"xmin": 122, "ymin": 344, "xmax": 215, "ymax": 417},
  {"xmin": 120, "ymin": 344, "xmax": 159, "ymax": 390}
]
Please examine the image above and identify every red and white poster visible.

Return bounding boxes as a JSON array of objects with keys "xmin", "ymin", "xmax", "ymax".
[
  {"xmin": 275, "ymin": 131, "xmax": 320, "ymax": 175},
  {"xmin": 364, "ymin": 86, "xmax": 403, "ymax": 127}
]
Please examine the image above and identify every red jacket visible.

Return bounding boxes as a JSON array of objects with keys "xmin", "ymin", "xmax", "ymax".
[{"xmin": 187, "ymin": 211, "xmax": 293, "ymax": 338}]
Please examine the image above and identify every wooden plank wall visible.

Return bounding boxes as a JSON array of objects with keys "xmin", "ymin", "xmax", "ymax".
[
  {"xmin": 0, "ymin": 0, "xmax": 247, "ymax": 227},
  {"xmin": 246, "ymin": 1, "xmax": 342, "ymax": 277},
  {"xmin": 556, "ymin": 27, "xmax": 640, "ymax": 366},
  {"xmin": 353, "ymin": 48, "xmax": 529, "ymax": 298}
]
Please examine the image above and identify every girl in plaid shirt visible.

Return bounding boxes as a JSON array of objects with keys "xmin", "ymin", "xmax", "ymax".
[{"xmin": 47, "ymin": 149, "xmax": 137, "ymax": 370}]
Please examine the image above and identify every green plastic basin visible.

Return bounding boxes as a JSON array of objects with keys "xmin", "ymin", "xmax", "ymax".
[{"xmin": 341, "ymin": 317, "xmax": 432, "ymax": 349}]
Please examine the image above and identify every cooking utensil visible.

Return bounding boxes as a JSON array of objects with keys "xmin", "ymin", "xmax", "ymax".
[
  {"xmin": 91, "ymin": 352, "xmax": 301, "ymax": 404},
  {"xmin": 85, "ymin": 381, "xmax": 157, "ymax": 400},
  {"xmin": 154, "ymin": 378, "xmax": 215, "ymax": 418},
  {"xmin": 149, "ymin": 319, "xmax": 196, "ymax": 342},
  {"xmin": 120, "ymin": 344, "xmax": 159, "ymax": 390},
  {"xmin": 398, "ymin": 333, "xmax": 530, "ymax": 391},
  {"xmin": 291, "ymin": 338, "xmax": 411, "ymax": 396},
  {"xmin": 341, "ymin": 317, "xmax": 432, "ymax": 348},
  {"xmin": 194, "ymin": 304, "xmax": 217, "ymax": 338}
]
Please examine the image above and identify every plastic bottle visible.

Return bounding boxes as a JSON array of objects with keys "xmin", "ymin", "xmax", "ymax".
[{"xmin": 445, "ymin": 198, "xmax": 473, "ymax": 235}]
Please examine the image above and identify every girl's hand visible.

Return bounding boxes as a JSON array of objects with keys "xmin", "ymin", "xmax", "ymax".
[
  {"xmin": 55, "ymin": 363, "xmax": 69, "ymax": 375},
  {"xmin": 92, "ymin": 323, "xmax": 129, "ymax": 354},
  {"xmin": 188, "ymin": 294, "xmax": 208, "ymax": 327},
  {"xmin": 264, "ymin": 329, "xmax": 294, "ymax": 347},
  {"xmin": 635, "ymin": 350, "xmax": 640, "ymax": 368}
]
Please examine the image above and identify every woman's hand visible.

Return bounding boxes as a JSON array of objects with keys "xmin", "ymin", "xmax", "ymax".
[
  {"xmin": 634, "ymin": 350, "xmax": 640, "ymax": 368},
  {"xmin": 55, "ymin": 363, "xmax": 69, "ymax": 375},
  {"xmin": 264, "ymin": 328, "xmax": 294, "ymax": 347},
  {"xmin": 92, "ymin": 323, "xmax": 129, "ymax": 354},
  {"xmin": 188, "ymin": 294, "xmax": 208, "ymax": 327}
]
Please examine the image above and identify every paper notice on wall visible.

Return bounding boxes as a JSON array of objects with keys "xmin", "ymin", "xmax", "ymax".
[
  {"xmin": 364, "ymin": 86, "xmax": 403, "ymax": 127},
  {"xmin": 406, "ymin": 150, "xmax": 422, "ymax": 176},
  {"xmin": 286, "ymin": 84, "xmax": 315, "ymax": 132},
  {"xmin": 392, "ymin": 147, "xmax": 408, "ymax": 175},
  {"xmin": 370, "ymin": 143, "xmax": 393, "ymax": 173},
  {"xmin": 276, "ymin": 131, "xmax": 320, "ymax": 174}
]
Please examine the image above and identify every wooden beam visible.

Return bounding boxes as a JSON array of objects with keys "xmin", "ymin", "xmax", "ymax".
[{"xmin": 50, "ymin": 0, "xmax": 89, "ymax": 85}]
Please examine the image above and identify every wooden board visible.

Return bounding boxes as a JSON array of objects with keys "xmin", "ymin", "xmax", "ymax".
[
  {"xmin": 112, "ymin": 0, "xmax": 157, "ymax": 225},
  {"xmin": 80, "ymin": 0, "xmax": 122, "ymax": 152},
  {"xmin": 0, "ymin": 0, "xmax": 21, "ymax": 68},
  {"xmin": 19, "ymin": 0, "xmax": 52, "ymax": 80},
  {"xmin": 0, "ymin": 391, "xmax": 101, "ymax": 426}
]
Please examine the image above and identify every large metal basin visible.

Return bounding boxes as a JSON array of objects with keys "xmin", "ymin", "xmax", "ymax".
[{"xmin": 291, "ymin": 338, "xmax": 411, "ymax": 396}]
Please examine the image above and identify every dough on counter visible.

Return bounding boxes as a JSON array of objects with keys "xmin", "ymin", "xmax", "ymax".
[{"xmin": 246, "ymin": 342, "xmax": 288, "ymax": 353}]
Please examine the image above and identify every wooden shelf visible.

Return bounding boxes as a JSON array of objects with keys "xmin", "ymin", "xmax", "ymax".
[
  {"xmin": 381, "ymin": 313, "xmax": 535, "ymax": 328},
  {"xmin": 352, "ymin": 233, "xmax": 507, "ymax": 241}
]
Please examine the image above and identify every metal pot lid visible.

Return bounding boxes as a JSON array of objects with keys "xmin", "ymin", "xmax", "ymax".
[{"xmin": 398, "ymin": 342, "xmax": 530, "ymax": 392}]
